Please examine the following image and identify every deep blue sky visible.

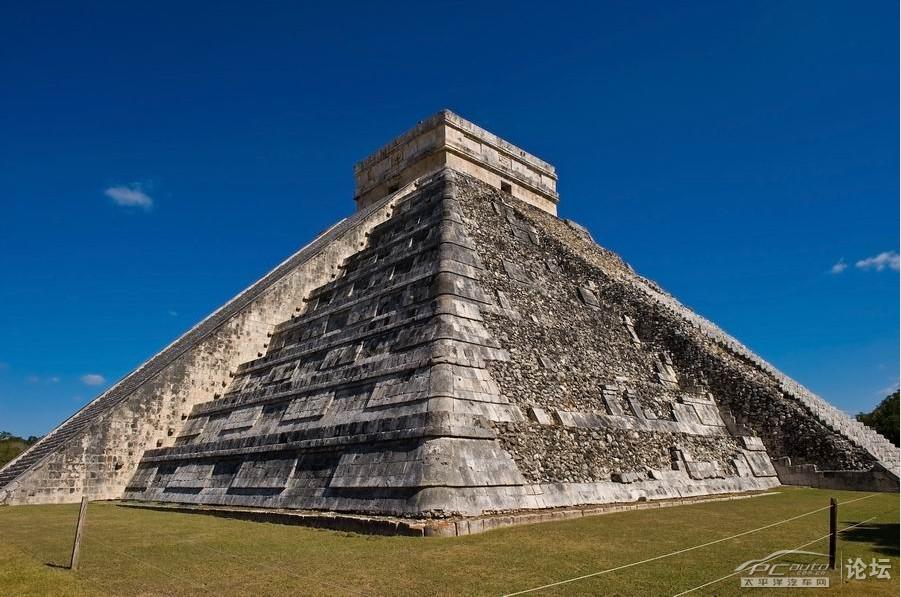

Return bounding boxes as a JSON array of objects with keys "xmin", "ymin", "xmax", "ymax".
[{"xmin": 1, "ymin": 1, "xmax": 897, "ymax": 437}]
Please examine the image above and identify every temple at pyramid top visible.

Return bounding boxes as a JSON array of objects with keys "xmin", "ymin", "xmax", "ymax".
[{"xmin": 354, "ymin": 109, "xmax": 559, "ymax": 215}]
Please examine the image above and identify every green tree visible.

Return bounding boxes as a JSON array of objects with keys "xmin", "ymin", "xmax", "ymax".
[
  {"xmin": 0, "ymin": 432, "xmax": 40, "ymax": 468},
  {"xmin": 857, "ymin": 391, "xmax": 900, "ymax": 447}
]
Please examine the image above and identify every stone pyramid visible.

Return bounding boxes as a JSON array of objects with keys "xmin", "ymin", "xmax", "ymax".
[{"xmin": 2, "ymin": 111, "xmax": 897, "ymax": 524}]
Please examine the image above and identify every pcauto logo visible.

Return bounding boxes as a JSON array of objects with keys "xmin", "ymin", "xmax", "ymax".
[
  {"xmin": 736, "ymin": 550, "xmax": 830, "ymax": 589},
  {"xmin": 735, "ymin": 550, "xmax": 830, "ymax": 574}
]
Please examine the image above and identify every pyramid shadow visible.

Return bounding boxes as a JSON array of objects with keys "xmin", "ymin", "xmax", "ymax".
[{"xmin": 840, "ymin": 521, "xmax": 900, "ymax": 556}]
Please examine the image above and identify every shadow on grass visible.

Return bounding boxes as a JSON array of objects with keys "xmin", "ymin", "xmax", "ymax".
[
  {"xmin": 840, "ymin": 522, "xmax": 900, "ymax": 556},
  {"xmin": 44, "ymin": 562, "xmax": 70, "ymax": 570}
]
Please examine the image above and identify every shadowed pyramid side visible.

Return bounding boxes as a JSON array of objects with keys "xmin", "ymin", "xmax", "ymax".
[{"xmin": 125, "ymin": 171, "xmax": 530, "ymax": 516}]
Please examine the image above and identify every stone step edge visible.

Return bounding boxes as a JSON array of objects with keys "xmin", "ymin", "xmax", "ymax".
[{"xmin": 116, "ymin": 490, "xmax": 780, "ymax": 537}]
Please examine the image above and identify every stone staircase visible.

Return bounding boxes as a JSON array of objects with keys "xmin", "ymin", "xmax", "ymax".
[
  {"xmin": 0, "ymin": 190, "xmax": 400, "ymax": 496},
  {"xmin": 628, "ymin": 276, "xmax": 900, "ymax": 476},
  {"xmin": 0, "ymin": 393, "xmax": 120, "ymax": 489}
]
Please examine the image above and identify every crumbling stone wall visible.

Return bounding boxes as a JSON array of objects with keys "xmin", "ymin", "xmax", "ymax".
[
  {"xmin": 652, "ymin": 330, "xmax": 872, "ymax": 470},
  {"xmin": 494, "ymin": 422, "xmax": 733, "ymax": 484},
  {"xmin": 452, "ymin": 173, "xmax": 880, "ymax": 478},
  {"xmin": 454, "ymin": 175, "xmax": 753, "ymax": 484}
]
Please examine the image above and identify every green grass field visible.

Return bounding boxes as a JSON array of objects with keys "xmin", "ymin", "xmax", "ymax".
[{"xmin": 0, "ymin": 487, "xmax": 897, "ymax": 596}]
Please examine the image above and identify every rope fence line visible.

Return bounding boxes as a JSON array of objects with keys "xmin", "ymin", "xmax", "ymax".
[
  {"xmin": 4, "ymin": 537, "xmax": 119, "ymax": 597},
  {"xmin": 87, "ymin": 538, "xmax": 213, "ymax": 594},
  {"xmin": 5, "ymin": 505, "xmax": 367, "ymax": 596},
  {"xmin": 89, "ymin": 519, "xmax": 356, "ymax": 596},
  {"xmin": 70, "ymin": 555, "xmax": 159, "ymax": 597},
  {"xmin": 501, "ymin": 493, "xmax": 880, "ymax": 596},
  {"xmin": 671, "ymin": 510, "xmax": 892, "ymax": 596},
  {"xmin": 1, "ymin": 492, "xmax": 891, "ymax": 595},
  {"xmin": 194, "ymin": 540, "xmax": 373, "ymax": 597},
  {"xmin": 127, "ymin": 507, "xmax": 374, "ymax": 596}
]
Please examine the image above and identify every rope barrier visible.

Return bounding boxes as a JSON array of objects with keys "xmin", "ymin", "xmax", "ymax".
[
  {"xmin": 501, "ymin": 493, "xmax": 880, "ymax": 596},
  {"xmin": 88, "ymin": 538, "xmax": 213, "ymax": 594},
  {"xmin": 671, "ymin": 510, "xmax": 892, "ymax": 596},
  {"xmin": 194, "ymin": 541, "xmax": 373, "ymax": 597}
]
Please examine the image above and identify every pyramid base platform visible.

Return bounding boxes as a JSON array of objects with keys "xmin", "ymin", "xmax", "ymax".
[{"xmin": 120, "ymin": 475, "xmax": 780, "ymax": 536}]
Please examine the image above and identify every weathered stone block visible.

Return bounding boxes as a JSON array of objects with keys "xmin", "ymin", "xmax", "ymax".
[
  {"xmin": 741, "ymin": 436, "xmax": 766, "ymax": 451},
  {"xmin": 578, "ymin": 287, "xmax": 599, "ymax": 307}
]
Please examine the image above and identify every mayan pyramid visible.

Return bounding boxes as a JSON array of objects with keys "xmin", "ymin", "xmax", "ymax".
[{"xmin": 1, "ymin": 110, "xmax": 897, "ymax": 523}]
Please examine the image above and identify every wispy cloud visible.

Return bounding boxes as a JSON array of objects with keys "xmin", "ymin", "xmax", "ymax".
[
  {"xmin": 104, "ymin": 183, "xmax": 154, "ymax": 210},
  {"xmin": 855, "ymin": 251, "xmax": 899, "ymax": 272},
  {"xmin": 80, "ymin": 373, "xmax": 106, "ymax": 386},
  {"xmin": 168, "ymin": 310, "xmax": 178, "ymax": 317},
  {"xmin": 829, "ymin": 259, "xmax": 847, "ymax": 274},
  {"xmin": 26, "ymin": 374, "xmax": 60, "ymax": 384}
]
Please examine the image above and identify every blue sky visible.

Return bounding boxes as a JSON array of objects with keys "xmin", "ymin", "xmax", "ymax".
[{"xmin": 0, "ymin": 1, "xmax": 897, "ymax": 437}]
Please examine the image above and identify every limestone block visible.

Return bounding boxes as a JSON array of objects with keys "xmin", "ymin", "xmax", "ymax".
[
  {"xmin": 744, "ymin": 451, "xmax": 777, "ymax": 477},
  {"xmin": 672, "ymin": 403, "xmax": 701, "ymax": 425},
  {"xmin": 168, "ymin": 463, "xmax": 214, "ymax": 489},
  {"xmin": 495, "ymin": 291, "xmax": 520, "ymax": 320},
  {"xmin": 685, "ymin": 461, "xmax": 723, "ymax": 480},
  {"xmin": 527, "ymin": 407, "xmax": 554, "ymax": 426},
  {"xmin": 741, "ymin": 436, "xmax": 766, "ymax": 451},
  {"xmin": 612, "ymin": 472, "xmax": 644, "ymax": 484},
  {"xmin": 284, "ymin": 392, "xmax": 334, "ymax": 421},
  {"xmin": 622, "ymin": 314, "xmax": 641, "ymax": 346},
  {"xmin": 732, "ymin": 455, "xmax": 753, "ymax": 477},
  {"xmin": 179, "ymin": 417, "xmax": 207, "ymax": 438},
  {"xmin": 603, "ymin": 396, "xmax": 624, "ymax": 417},
  {"xmin": 627, "ymin": 398, "xmax": 646, "ymax": 419},
  {"xmin": 231, "ymin": 456, "xmax": 296, "ymax": 489},
  {"xmin": 221, "ymin": 406, "xmax": 263, "ymax": 431},
  {"xmin": 692, "ymin": 404, "xmax": 724, "ymax": 427},
  {"xmin": 578, "ymin": 287, "xmax": 599, "ymax": 307},
  {"xmin": 502, "ymin": 261, "xmax": 531, "ymax": 284}
]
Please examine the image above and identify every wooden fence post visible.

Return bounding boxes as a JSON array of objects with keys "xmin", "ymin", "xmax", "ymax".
[
  {"xmin": 70, "ymin": 496, "xmax": 89, "ymax": 571},
  {"xmin": 828, "ymin": 497, "xmax": 837, "ymax": 570}
]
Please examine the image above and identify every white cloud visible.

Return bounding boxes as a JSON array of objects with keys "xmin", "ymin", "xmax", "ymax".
[
  {"xmin": 855, "ymin": 251, "xmax": 899, "ymax": 272},
  {"xmin": 829, "ymin": 259, "xmax": 847, "ymax": 274},
  {"xmin": 80, "ymin": 373, "xmax": 106, "ymax": 386},
  {"xmin": 104, "ymin": 184, "xmax": 154, "ymax": 210},
  {"xmin": 168, "ymin": 310, "xmax": 178, "ymax": 317},
  {"xmin": 25, "ymin": 374, "xmax": 59, "ymax": 384}
]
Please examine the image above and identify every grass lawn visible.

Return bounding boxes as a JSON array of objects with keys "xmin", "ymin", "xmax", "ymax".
[{"xmin": 0, "ymin": 487, "xmax": 897, "ymax": 596}]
